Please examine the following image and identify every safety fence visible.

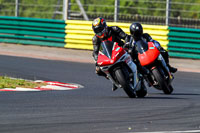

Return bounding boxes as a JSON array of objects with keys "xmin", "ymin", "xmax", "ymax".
[
  {"xmin": 65, "ymin": 20, "xmax": 169, "ymax": 50},
  {"xmin": 65, "ymin": 20, "xmax": 200, "ymax": 59},
  {"xmin": 0, "ymin": 16, "xmax": 199, "ymax": 59},
  {"xmin": 0, "ymin": 16, "xmax": 66, "ymax": 47},
  {"xmin": 168, "ymin": 27, "xmax": 200, "ymax": 59}
]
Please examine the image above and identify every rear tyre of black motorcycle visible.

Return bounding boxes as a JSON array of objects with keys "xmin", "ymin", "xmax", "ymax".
[
  {"xmin": 115, "ymin": 69, "xmax": 136, "ymax": 98},
  {"xmin": 152, "ymin": 68, "xmax": 173, "ymax": 94}
]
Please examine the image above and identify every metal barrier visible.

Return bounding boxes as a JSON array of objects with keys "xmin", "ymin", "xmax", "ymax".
[
  {"xmin": 64, "ymin": 20, "xmax": 93, "ymax": 49},
  {"xmin": 1, "ymin": 16, "xmax": 200, "ymax": 59},
  {"xmin": 0, "ymin": 16, "xmax": 66, "ymax": 47},
  {"xmin": 64, "ymin": 20, "xmax": 169, "ymax": 50},
  {"xmin": 168, "ymin": 27, "xmax": 200, "ymax": 59}
]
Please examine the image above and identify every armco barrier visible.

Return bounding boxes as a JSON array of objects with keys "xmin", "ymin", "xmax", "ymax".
[
  {"xmin": 0, "ymin": 16, "xmax": 66, "ymax": 47},
  {"xmin": 64, "ymin": 20, "xmax": 169, "ymax": 50},
  {"xmin": 168, "ymin": 27, "xmax": 200, "ymax": 59}
]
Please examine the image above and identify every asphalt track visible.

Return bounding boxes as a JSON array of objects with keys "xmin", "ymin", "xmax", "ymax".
[{"xmin": 0, "ymin": 55, "xmax": 200, "ymax": 133}]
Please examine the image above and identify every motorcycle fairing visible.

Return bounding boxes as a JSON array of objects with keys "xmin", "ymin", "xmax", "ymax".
[
  {"xmin": 97, "ymin": 41, "xmax": 140, "ymax": 92},
  {"xmin": 97, "ymin": 41, "xmax": 125, "ymax": 66},
  {"xmin": 138, "ymin": 42, "xmax": 160, "ymax": 66}
]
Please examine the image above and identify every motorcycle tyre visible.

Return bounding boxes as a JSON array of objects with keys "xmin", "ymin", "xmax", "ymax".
[
  {"xmin": 152, "ymin": 68, "xmax": 173, "ymax": 94},
  {"xmin": 168, "ymin": 84, "xmax": 174, "ymax": 93},
  {"xmin": 115, "ymin": 69, "xmax": 136, "ymax": 98},
  {"xmin": 136, "ymin": 81, "xmax": 147, "ymax": 98}
]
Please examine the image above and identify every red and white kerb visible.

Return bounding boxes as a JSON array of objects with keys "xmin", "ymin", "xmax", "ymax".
[{"xmin": 0, "ymin": 81, "xmax": 83, "ymax": 92}]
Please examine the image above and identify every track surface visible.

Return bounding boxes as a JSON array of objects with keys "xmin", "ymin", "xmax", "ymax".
[{"xmin": 0, "ymin": 55, "xmax": 200, "ymax": 133}]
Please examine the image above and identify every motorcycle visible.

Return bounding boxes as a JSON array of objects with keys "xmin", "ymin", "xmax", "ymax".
[
  {"xmin": 97, "ymin": 40, "xmax": 147, "ymax": 98},
  {"xmin": 135, "ymin": 40, "xmax": 174, "ymax": 94}
]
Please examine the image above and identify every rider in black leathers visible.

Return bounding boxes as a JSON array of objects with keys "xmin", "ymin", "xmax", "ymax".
[
  {"xmin": 92, "ymin": 17, "xmax": 129, "ymax": 62},
  {"xmin": 92, "ymin": 17, "xmax": 132, "ymax": 91},
  {"xmin": 127, "ymin": 22, "xmax": 177, "ymax": 74}
]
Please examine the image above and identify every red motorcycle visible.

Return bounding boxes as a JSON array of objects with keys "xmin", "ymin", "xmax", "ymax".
[
  {"xmin": 97, "ymin": 40, "xmax": 147, "ymax": 98},
  {"xmin": 136, "ymin": 40, "xmax": 174, "ymax": 94}
]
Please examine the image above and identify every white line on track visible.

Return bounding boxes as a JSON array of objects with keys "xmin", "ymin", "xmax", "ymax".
[{"xmin": 128, "ymin": 130, "xmax": 200, "ymax": 133}]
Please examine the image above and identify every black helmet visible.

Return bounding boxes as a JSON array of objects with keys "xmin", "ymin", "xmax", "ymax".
[
  {"xmin": 130, "ymin": 22, "xmax": 143, "ymax": 40},
  {"xmin": 92, "ymin": 17, "xmax": 108, "ymax": 38}
]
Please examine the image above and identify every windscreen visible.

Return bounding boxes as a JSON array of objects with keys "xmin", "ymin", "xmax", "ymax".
[
  {"xmin": 136, "ymin": 40, "xmax": 148, "ymax": 54},
  {"xmin": 100, "ymin": 41, "xmax": 114, "ymax": 59}
]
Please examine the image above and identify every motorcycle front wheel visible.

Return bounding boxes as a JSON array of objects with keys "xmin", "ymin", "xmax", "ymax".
[
  {"xmin": 152, "ymin": 68, "xmax": 173, "ymax": 94},
  {"xmin": 115, "ymin": 68, "xmax": 136, "ymax": 98}
]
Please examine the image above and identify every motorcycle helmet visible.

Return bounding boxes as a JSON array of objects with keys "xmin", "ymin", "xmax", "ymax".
[
  {"xmin": 130, "ymin": 22, "xmax": 143, "ymax": 40},
  {"xmin": 92, "ymin": 17, "xmax": 108, "ymax": 38}
]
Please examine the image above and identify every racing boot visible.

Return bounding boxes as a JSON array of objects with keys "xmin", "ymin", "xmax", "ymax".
[
  {"xmin": 112, "ymin": 84, "xmax": 118, "ymax": 91},
  {"xmin": 96, "ymin": 66, "xmax": 107, "ymax": 77},
  {"xmin": 167, "ymin": 64, "xmax": 177, "ymax": 73}
]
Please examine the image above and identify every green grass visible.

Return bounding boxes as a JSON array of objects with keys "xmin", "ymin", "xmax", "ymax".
[{"xmin": 0, "ymin": 76, "xmax": 47, "ymax": 89}]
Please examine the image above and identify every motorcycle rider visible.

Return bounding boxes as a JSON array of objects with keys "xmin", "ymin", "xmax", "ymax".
[
  {"xmin": 92, "ymin": 17, "xmax": 146, "ymax": 92},
  {"xmin": 127, "ymin": 22, "xmax": 177, "ymax": 73}
]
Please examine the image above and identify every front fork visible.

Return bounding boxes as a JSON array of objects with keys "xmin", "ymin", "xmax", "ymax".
[
  {"xmin": 157, "ymin": 54, "xmax": 173, "ymax": 83},
  {"xmin": 127, "ymin": 59, "xmax": 138, "ymax": 89}
]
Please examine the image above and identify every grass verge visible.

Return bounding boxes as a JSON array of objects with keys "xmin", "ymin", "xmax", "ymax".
[{"xmin": 0, "ymin": 76, "xmax": 47, "ymax": 89}]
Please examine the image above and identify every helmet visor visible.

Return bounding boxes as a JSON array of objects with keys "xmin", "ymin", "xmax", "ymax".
[
  {"xmin": 96, "ymin": 28, "xmax": 106, "ymax": 36},
  {"xmin": 96, "ymin": 28, "xmax": 107, "ymax": 38},
  {"xmin": 94, "ymin": 26, "xmax": 104, "ymax": 34}
]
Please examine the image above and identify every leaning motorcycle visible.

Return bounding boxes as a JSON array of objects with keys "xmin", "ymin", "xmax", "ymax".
[
  {"xmin": 97, "ymin": 40, "xmax": 147, "ymax": 98},
  {"xmin": 136, "ymin": 40, "xmax": 174, "ymax": 94}
]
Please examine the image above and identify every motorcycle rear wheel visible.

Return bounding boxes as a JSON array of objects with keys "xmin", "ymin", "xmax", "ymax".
[
  {"xmin": 152, "ymin": 68, "xmax": 173, "ymax": 94},
  {"xmin": 115, "ymin": 68, "xmax": 136, "ymax": 98}
]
